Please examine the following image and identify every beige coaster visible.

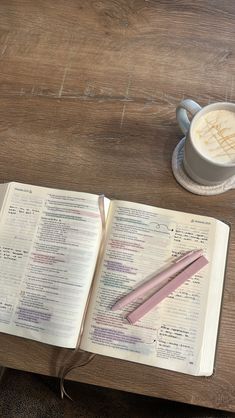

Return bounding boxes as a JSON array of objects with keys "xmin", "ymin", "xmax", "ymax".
[{"xmin": 172, "ymin": 138, "xmax": 235, "ymax": 195}]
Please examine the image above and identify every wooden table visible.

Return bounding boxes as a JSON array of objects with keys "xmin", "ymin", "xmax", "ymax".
[{"xmin": 0, "ymin": 0, "xmax": 234, "ymax": 412}]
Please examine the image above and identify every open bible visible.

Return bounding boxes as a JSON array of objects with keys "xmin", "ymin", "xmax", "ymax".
[{"xmin": 0, "ymin": 182, "xmax": 230, "ymax": 376}]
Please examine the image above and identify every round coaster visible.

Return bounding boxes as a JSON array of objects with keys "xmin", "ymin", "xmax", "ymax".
[{"xmin": 172, "ymin": 138, "xmax": 235, "ymax": 195}]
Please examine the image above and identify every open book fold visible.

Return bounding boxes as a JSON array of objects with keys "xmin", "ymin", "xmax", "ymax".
[{"xmin": 0, "ymin": 182, "xmax": 230, "ymax": 376}]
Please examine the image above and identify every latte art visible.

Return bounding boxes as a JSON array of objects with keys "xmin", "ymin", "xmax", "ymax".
[{"xmin": 193, "ymin": 109, "xmax": 235, "ymax": 164}]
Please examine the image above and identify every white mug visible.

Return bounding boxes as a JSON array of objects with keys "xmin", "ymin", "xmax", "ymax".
[{"xmin": 176, "ymin": 99, "xmax": 235, "ymax": 185}]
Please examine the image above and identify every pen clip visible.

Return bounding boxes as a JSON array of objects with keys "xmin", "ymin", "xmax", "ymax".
[
  {"xmin": 175, "ymin": 250, "xmax": 202, "ymax": 263},
  {"xmin": 175, "ymin": 251, "xmax": 193, "ymax": 263}
]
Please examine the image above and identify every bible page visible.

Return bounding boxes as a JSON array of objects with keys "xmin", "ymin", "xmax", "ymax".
[
  {"xmin": 81, "ymin": 200, "xmax": 229, "ymax": 375},
  {"xmin": 0, "ymin": 182, "xmax": 109, "ymax": 348},
  {"xmin": 0, "ymin": 183, "xmax": 9, "ymax": 214}
]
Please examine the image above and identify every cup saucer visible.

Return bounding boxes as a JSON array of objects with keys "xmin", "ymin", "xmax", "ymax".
[{"xmin": 172, "ymin": 138, "xmax": 235, "ymax": 195}]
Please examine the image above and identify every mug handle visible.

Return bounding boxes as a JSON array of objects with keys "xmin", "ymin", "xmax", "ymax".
[{"xmin": 176, "ymin": 99, "xmax": 202, "ymax": 135}]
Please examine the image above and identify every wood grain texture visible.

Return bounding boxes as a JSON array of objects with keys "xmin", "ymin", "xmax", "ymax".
[{"xmin": 0, "ymin": 0, "xmax": 235, "ymax": 412}]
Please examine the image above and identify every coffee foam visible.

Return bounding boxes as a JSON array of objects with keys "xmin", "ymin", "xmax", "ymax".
[{"xmin": 193, "ymin": 109, "xmax": 235, "ymax": 164}]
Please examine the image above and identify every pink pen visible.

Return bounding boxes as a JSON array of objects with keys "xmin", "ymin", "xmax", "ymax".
[
  {"xmin": 111, "ymin": 249, "xmax": 203, "ymax": 311},
  {"xmin": 127, "ymin": 255, "xmax": 208, "ymax": 324}
]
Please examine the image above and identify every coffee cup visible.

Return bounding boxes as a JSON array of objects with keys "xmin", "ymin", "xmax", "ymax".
[{"xmin": 176, "ymin": 99, "xmax": 235, "ymax": 185}]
